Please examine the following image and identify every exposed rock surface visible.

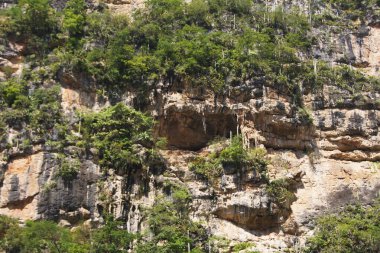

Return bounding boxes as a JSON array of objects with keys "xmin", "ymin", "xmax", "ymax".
[
  {"xmin": 1, "ymin": 1, "xmax": 380, "ymax": 252},
  {"xmin": 0, "ymin": 152, "xmax": 100, "ymax": 223}
]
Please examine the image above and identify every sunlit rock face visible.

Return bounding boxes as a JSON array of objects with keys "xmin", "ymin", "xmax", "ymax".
[
  {"xmin": 1, "ymin": 0, "xmax": 380, "ymax": 251},
  {"xmin": 0, "ymin": 152, "xmax": 100, "ymax": 223}
]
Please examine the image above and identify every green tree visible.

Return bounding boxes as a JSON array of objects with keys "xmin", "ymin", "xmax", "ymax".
[
  {"xmin": 137, "ymin": 185, "xmax": 207, "ymax": 252},
  {"xmin": 8, "ymin": 0, "xmax": 58, "ymax": 56},
  {"xmin": 0, "ymin": 215, "xmax": 23, "ymax": 252},
  {"xmin": 304, "ymin": 200, "xmax": 380, "ymax": 253},
  {"xmin": 93, "ymin": 215, "xmax": 134, "ymax": 253},
  {"xmin": 63, "ymin": 0, "xmax": 86, "ymax": 47},
  {"xmin": 21, "ymin": 221, "xmax": 70, "ymax": 253},
  {"xmin": 81, "ymin": 103, "xmax": 154, "ymax": 171},
  {"xmin": 12, "ymin": 0, "xmax": 57, "ymax": 37}
]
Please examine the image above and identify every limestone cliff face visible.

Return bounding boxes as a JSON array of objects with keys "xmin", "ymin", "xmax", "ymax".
[
  {"xmin": 0, "ymin": 151, "xmax": 99, "ymax": 223},
  {"xmin": 147, "ymin": 81, "xmax": 380, "ymax": 251},
  {"xmin": 0, "ymin": 1, "xmax": 380, "ymax": 252}
]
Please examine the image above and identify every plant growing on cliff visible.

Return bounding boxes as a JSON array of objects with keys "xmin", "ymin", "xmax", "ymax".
[
  {"xmin": 189, "ymin": 155, "xmax": 223, "ymax": 184},
  {"xmin": 265, "ymin": 178, "xmax": 297, "ymax": 208},
  {"xmin": 81, "ymin": 103, "xmax": 156, "ymax": 172},
  {"xmin": 137, "ymin": 183, "xmax": 207, "ymax": 252},
  {"xmin": 304, "ymin": 199, "xmax": 380, "ymax": 253},
  {"xmin": 6, "ymin": 0, "xmax": 59, "ymax": 56},
  {"xmin": 63, "ymin": 0, "xmax": 86, "ymax": 48},
  {"xmin": 233, "ymin": 241, "xmax": 255, "ymax": 252},
  {"xmin": 56, "ymin": 156, "xmax": 81, "ymax": 182},
  {"xmin": 0, "ymin": 215, "xmax": 22, "ymax": 252},
  {"xmin": 92, "ymin": 215, "xmax": 135, "ymax": 253},
  {"xmin": 190, "ymin": 136, "xmax": 268, "ymax": 185}
]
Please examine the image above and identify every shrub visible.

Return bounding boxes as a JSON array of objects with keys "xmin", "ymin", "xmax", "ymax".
[
  {"xmin": 189, "ymin": 155, "xmax": 223, "ymax": 183},
  {"xmin": 304, "ymin": 200, "xmax": 380, "ymax": 253},
  {"xmin": 81, "ymin": 103, "xmax": 155, "ymax": 171},
  {"xmin": 190, "ymin": 136, "xmax": 268, "ymax": 184},
  {"xmin": 0, "ymin": 79, "xmax": 28, "ymax": 108},
  {"xmin": 219, "ymin": 136, "xmax": 247, "ymax": 168},
  {"xmin": 92, "ymin": 215, "xmax": 134, "ymax": 253},
  {"xmin": 265, "ymin": 179, "xmax": 297, "ymax": 208},
  {"xmin": 138, "ymin": 184, "xmax": 207, "ymax": 252},
  {"xmin": 298, "ymin": 107, "xmax": 314, "ymax": 125},
  {"xmin": 7, "ymin": 0, "xmax": 59, "ymax": 56},
  {"xmin": 63, "ymin": 0, "xmax": 86, "ymax": 48},
  {"xmin": 57, "ymin": 157, "xmax": 81, "ymax": 181}
]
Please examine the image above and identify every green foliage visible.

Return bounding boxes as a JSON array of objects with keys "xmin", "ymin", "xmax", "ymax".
[
  {"xmin": 56, "ymin": 156, "xmax": 81, "ymax": 182},
  {"xmin": 20, "ymin": 220, "xmax": 72, "ymax": 253},
  {"xmin": 0, "ymin": 216, "xmax": 136, "ymax": 253},
  {"xmin": 137, "ymin": 184, "xmax": 207, "ymax": 252},
  {"xmin": 304, "ymin": 200, "xmax": 380, "ymax": 253},
  {"xmin": 155, "ymin": 137, "xmax": 168, "ymax": 149},
  {"xmin": 29, "ymin": 85, "xmax": 63, "ymax": 136},
  {"xmin": 220, "ymin": 137, "xmax": 268, "ymax": 174},
  {"xmin": 265, "ymin": 179, "xmax": 296, "ymax": 208},
  {"xmin": 297, "ymin": 107, "xmax": 314, "ymax": 124},
  {"xmin": 63, "ymin": 0, "xmax": 86, "ymax": 47},
  {"xmin": 40, "ymin": 0, "xmax": 317, "ymax": 96},
  {"xmin": 322, "ymin": 0, "xmax": 380, "ymax": 20},
  {"xmin": 219, "ymin": 136, "xmax": 248, "ymax": 168},
  {"xmin": 81, "ymin": 103, "xmax": 155, "ymax": 171},
  {"xmin": 233, "ymin": 241, "xmax": 255, "ymax": 252},
  {"xmin": 11, "ymin": 0, "xmax": 57, "ymax": 36},
  {"xmin": 0, "ymin": 79, "xmax": 28, "ymax": 108},
  {"xmin": 0, "ymin": 80, "xmax": 63, "ymax": 144},
  {"xmin": 7, "ymin": 0, "xmax": 59, "ymax": 55},
  {"xmin": 0, "ymin": 218, "xmax": 84, "ymax": 253},
  {"xmin": 1, "ymin": 0, "xmax": 379, "ymax": 99},
  {"xmin": 190, "ymin": 136, "xmax": 268, "ymax": 185},
  {"xmin": 189, "ymin": 156, "xmax": 223, "ymax": 184},
  {"xmin": 92, "ymin": 215, "xmax": 135, "ymax": 253},
  {"xmin": 0, "ymin": 215, "xmax": 22, "ymax": 252}
]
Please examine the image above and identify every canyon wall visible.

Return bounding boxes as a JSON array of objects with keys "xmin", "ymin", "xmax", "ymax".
[{"xmin": 0, "ymin": 0, "xmax": 379, "ymax": 252}]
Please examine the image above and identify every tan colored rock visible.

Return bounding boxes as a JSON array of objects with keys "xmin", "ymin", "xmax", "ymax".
[
  {"xmin": 349, "ymin": 26, "xmax": 380, "ymax": 75},
  {"xmin": 98, "ymin": 0, "xmax": 144, "ymax": 14},
  {"xmin": 0, "ymin": 153, "xmax": 44, "ymax": 220},
  {"xmin": 59, "ymin": 219, "xmax": 71, "ymax": 227}
]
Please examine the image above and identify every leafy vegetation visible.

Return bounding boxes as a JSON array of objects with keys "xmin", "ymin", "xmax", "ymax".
[
  {"xmin": 136, "ymin": 183, "xmax": 207, "ymax": 252},
  {"xmin": 304, "ymin": 200, "xmax": 380, "ymax": 253},
  {"xmin": 80, "ymin": 103, "xmax": 158, "ymax": 172},
  {"xmin": 2, "ymin": 0, "xmax": 377, "ymax": 106},
  {"xmin": 265, "ymin": 178, "xmax": 297, "ymax": 208},
  {"xmin": 233, "ymin": 241, "xmax": 255, "ymax": 252},
  {"xmin": 56, "ymin": 156, "xmax": 81, "ymax": 182},
  {"xmin": 0, "ymin": 79, "xmax": 63, "ymax": 143},
  {"xmin": 190, "ymin": 136, "xmax": 268, "ymax": 185},
  {"xmin": 92, "ymin": 216, "xmax": 135, "ymax": 253},
  {"xmin": 321, "ymin": 0, "xmax": 380, "ymax": 20},
  {"xmin": 6, "ymin": 0, "xmax": 59, "ymax": 56},
  {"xmin": 0, "ymin": 215, "xmax": 134, "ymax": 253}
]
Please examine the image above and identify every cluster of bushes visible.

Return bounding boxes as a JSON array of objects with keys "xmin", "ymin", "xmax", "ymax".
[
  {"xmin": 0, "ymin": 78, "xmax": 63, "ymax": 147},
  {"xmin": 189, "ymin": 136, "xmax": 268, "ymax": 185},
  {"xmin": 322, "ymin": 0, "xmax": 380, "ymax": 20},
  {"xmin": 137, "ymin": 182, "xmax": 207, "ymax": 252},
  {"xmin": 304, "ymin": 199, "xmax": 380, "ymax": 253},
  {"xmin": 0, "ymin": 215, "xmax": 134, "ymax": 253},
  {"xmin": 190, "ymin": 137, "xmax": 298, "ymax": 208},
  {"xmin": 2, "ymin": 0, "xmax": 376, "ymax": 105},
  {"xmin": 0, "ymin": 81, "xmax": 162, "ymax": 178},
  {"xmin": 265, "ymin": 178, "xmax": 297, "ymax": 209},
  {"xmin": 77, "ymin": 103, "xmax": 163, "ymax": 173},
  {"xmin": 56, "ymin": 155, "xmax": 81, "ymax": 182}
]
